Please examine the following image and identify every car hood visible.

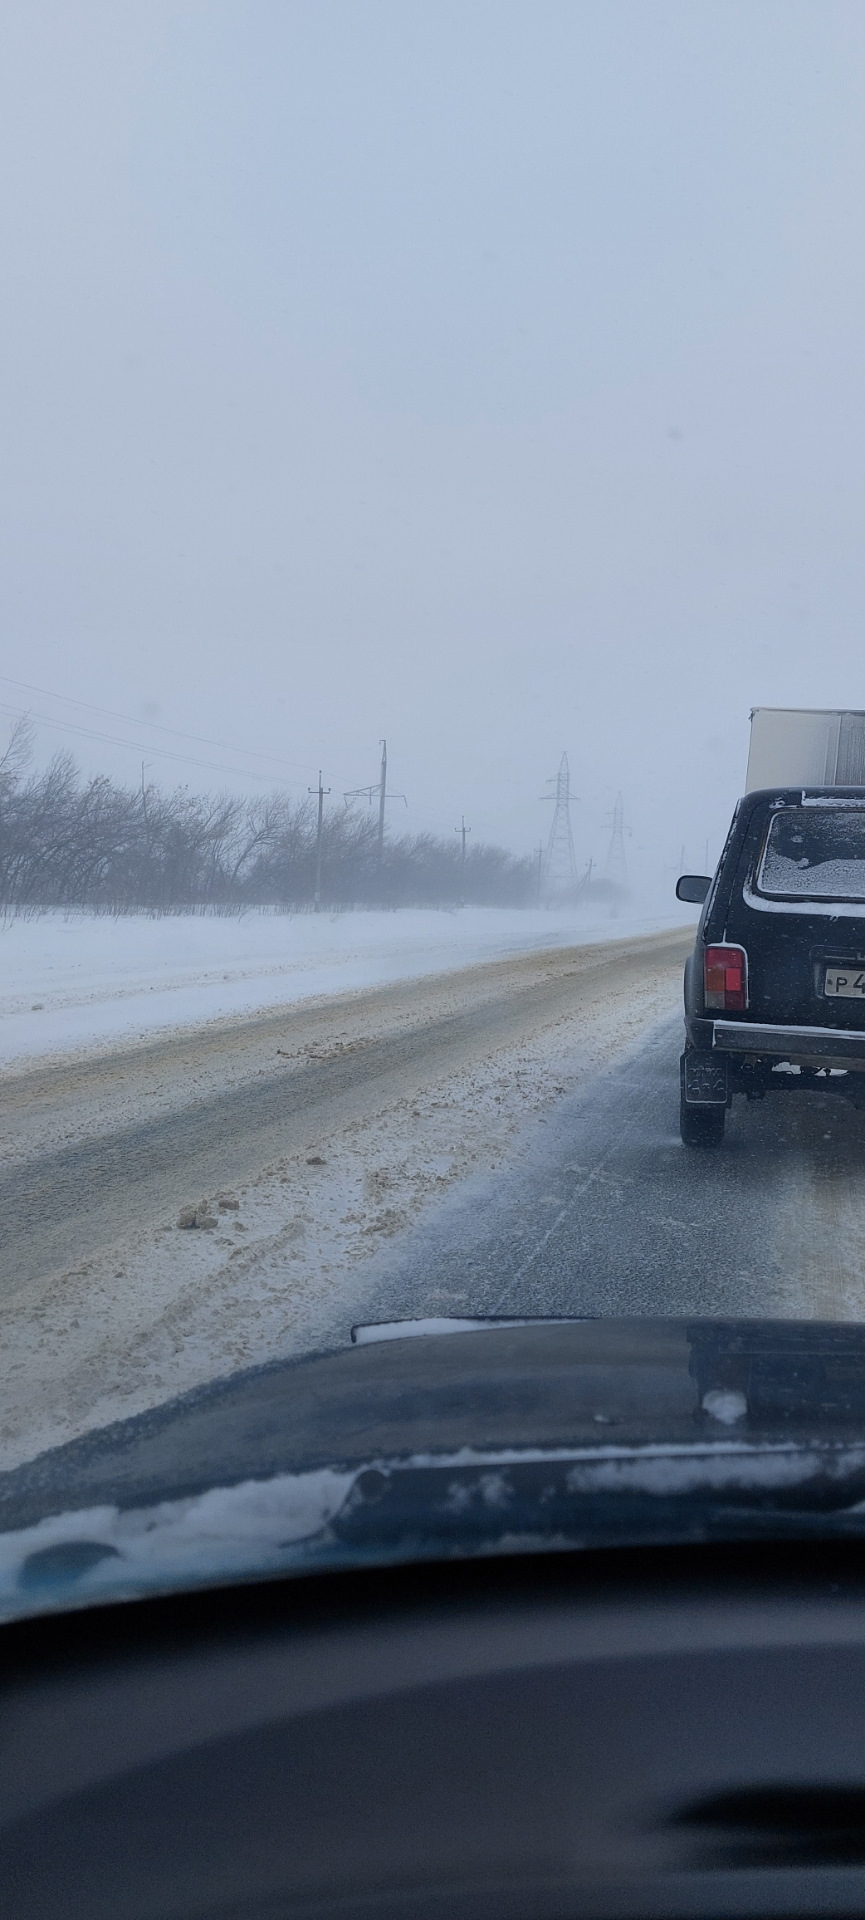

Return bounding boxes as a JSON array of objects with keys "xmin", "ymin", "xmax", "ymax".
[{"xmin": 4, "ymin": 1317, "xmax": 865, "ymax": 1622}]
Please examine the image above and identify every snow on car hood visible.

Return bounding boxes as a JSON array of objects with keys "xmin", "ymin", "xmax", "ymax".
[{"xmin": 5, "ymin": 1438, "xmax": 865, "ymax": 1626}]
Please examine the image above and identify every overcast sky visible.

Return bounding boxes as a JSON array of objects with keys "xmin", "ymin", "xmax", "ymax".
[{"xmin": 2, "ymin": 2, "xmax": 865, "ymax": 884}]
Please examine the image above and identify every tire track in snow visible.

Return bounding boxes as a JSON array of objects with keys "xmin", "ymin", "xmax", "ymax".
[{"xmin": 0, "ymin": 929, "xmax": 691, "ymax": 1298}]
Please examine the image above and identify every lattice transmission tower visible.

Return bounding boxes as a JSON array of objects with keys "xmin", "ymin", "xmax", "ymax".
[
  {"xmin": 604, "ymin": 791, "xmax": 628, "ymax": 887},
  {"xmin": 541, "ymin": 752, "xmax": 578, "ymax": 901}
]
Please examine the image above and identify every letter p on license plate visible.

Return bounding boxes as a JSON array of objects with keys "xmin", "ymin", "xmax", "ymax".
[{"xmin": 825, "ymin": 968, "xmax": 865, "ymax": 998}]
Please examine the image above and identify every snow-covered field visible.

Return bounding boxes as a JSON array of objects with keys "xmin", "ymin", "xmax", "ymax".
[{"xmin": 0, "ymin": 904, "xmax": 683, "ymax": 1066}]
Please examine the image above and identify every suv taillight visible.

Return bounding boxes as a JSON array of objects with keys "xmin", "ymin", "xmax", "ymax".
[{"xmin": 704, "ymin": 945, "xmax": 747, "ymax": 1012}]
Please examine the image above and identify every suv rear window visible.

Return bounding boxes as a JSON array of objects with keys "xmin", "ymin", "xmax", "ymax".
[{"xmin": 757, "ymin": 806, "xmax": 865, "ymax": 902}]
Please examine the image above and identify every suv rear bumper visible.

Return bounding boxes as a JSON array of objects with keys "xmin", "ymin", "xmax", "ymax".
[{"xmin": 712, "ymin": 1019, "xmax": 865, "ymax": 1070}]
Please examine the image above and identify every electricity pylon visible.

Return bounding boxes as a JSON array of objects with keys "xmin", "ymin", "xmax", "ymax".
[
  {"xmin": 604, "ymin": 791, "xmax": 628, "ymax": 887},
  {"xmin": 541, "ymin": 753, "xmax": 578, "ymax": 901}
]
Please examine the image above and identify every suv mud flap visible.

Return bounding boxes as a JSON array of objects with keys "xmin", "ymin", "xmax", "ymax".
[{"xmin": 682, "ymin": 1050, "xmax": 728, "ymax": 1107}]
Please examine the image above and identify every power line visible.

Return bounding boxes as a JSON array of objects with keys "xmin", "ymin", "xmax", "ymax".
[
  {"xmin": 0, "ymin": 675, "xmax": 520, "ymax": 842},
  {"xmin": 0, "ymin": 699, "xmax": 282, "ymax": 787},
  {"xmin": 0, "ymin": 680, "xmax": 538, "ymax": 856},
  {"xmin": 0, "ymin": 673, "xmax": 320, "ymax": 778}
]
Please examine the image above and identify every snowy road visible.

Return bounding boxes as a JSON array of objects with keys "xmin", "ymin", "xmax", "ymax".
[
  {"xmin": 5, "ymin": 919, "xmax": 865, "ymax": 1473},
  {"xmin": 0, "ymin": 927, "xmax": 687, "ymax": 1466},
  {"xmin": 364, "ymin": 1014, "xmax": 865, "ymax": 1327},
  {"xmin": 0, "ymin": 929, "xmax": 686, "ymax": 1300}
]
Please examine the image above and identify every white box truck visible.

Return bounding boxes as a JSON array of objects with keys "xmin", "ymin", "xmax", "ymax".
[{"xmin": 746, "ymin": 707, "xmax": 865, "ymax": 792}]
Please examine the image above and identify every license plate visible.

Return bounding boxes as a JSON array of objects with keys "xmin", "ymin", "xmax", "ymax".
[
  {"xmin": 684, "ymin": 1052, "xmax": 728, "ymax": 1104},
  {"xmin": 824, "ymin": 967, "xmax": 865, "ymax": 998}
]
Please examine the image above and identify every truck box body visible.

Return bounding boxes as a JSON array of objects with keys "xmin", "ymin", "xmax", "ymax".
[{"xmin": 747, "ymin": 707, "xmax": 865, "ymax": 792}]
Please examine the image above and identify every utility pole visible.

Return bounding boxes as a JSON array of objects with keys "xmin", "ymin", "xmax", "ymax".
[
  {"xmin": 344, "ymin": 739, "xmax": 406, "ymax": 869},
  {"xmin": 308, "ymin": 770, "xmax": 331, "ymax": 911},
  {"xmin": 536, "ymin": 843, "xmax": 544, "ymax": 907},
  {"xmin": 377, "ymin": 739, "xmax": 387, "ymax": 865},
  {"xmin": 454, "ymin": 815, "xmax": 471, "ymax": 905}
]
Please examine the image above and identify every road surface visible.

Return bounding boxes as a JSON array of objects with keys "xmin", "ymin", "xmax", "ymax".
[
  {"xmin": 4, "ymin": 921, "xmax": 865, "ymax": 1470},
  {"xmin": 363, "ymin": 1010, "xmax": 865, "ymax": 1327},
  {"xmin": 0, "ymin": 928, "xmax": 688, "ymax": 1300}
]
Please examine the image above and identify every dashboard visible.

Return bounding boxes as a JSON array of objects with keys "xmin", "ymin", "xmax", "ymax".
[{"xmin": 5, "ymin": 1543, "xmax": 865, "ymax": 1916}]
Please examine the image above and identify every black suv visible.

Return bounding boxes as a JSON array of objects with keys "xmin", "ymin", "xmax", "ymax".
[{"xmin": 677, "ymin": 786, "xmax": 865, "ymax": 1146}]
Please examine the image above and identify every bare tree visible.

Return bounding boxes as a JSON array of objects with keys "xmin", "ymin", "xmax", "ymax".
[{"xmin": 0, "ymin": 728, "xmax": 535, "ymax": 914}]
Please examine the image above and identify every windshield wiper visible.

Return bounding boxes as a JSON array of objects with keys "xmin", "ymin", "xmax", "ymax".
[{"xmin": 351, "ymin": 1316, "xmax": 596, "ymax": 1344}]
